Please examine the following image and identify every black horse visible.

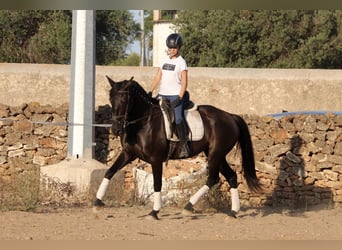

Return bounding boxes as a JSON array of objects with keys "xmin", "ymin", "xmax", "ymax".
[{"xmin": 94, "ymin": 76, "xmax": 262, "ymax": 219}]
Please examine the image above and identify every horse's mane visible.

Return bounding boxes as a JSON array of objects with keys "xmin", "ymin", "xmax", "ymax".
[{"xmin": 127, "ymin": 79, "xmax": 159, "ymax": 105}]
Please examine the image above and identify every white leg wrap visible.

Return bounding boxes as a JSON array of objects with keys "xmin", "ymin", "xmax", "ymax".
[
  {"xmin": 230, "ymin": 188, "xmax": 240, "ymax": 212},
  {"xmin": 189, "ymin": 185, "xmax": 210, "ymax": 205},
  {"xmin": 153, "ymin": 192, "xmax": 162, "ymax": 211},
  {"xmin": 96, "ymin": 178, "xmax": 110, "ymax": 200}
]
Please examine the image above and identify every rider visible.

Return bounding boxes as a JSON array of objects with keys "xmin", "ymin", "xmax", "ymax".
[{"xmin": 149, "ymin": 33, "xmax": 190, "ymax": 158}]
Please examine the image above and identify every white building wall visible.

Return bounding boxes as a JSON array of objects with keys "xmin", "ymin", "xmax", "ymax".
[{"xmin": 152, "ymin": 22, "xmax": 176, "ymax": 67}]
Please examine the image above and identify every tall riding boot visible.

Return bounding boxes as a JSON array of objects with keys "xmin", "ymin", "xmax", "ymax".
[{"xmin": 176, "ymin": 120, "xmax": 191, "ymax": 158}]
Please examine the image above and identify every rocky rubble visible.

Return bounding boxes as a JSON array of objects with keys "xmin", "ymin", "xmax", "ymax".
[{"xmin": 0, "ymin": 102, "xmax": 341, "ymax": 208}]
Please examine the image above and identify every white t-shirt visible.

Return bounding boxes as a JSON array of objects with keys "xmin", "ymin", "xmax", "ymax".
[{"xmin": 158, "ymin": 55, "xmax": 188, "ymax": 96}]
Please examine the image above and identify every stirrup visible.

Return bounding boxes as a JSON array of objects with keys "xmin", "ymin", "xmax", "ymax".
[{"xmin": 178, "ymin": 141, "xmax": 190, "ymax": 158}]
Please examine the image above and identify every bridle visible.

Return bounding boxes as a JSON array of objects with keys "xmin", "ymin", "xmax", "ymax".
[
  {"xmin": 111, "ymin": 89, "xmax": 153, "ymax": 133},
  {"xmin": 111, "ymin": 90, "xmax": 130, "ymax": 132}
]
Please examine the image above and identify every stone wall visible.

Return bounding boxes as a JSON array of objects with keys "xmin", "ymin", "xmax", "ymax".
[
  {"xmin": 236, "ymin": 113, "xmax": 342, "ymax": 208},
  {"xmin": 0, "ymin": 102, "xmax": 341, "ymax": 208}
]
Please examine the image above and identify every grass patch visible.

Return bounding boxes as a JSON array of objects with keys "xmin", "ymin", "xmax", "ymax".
[
  {"xmin": 0, "ymin": 163, "xmax": 231, "ymax": 213},
  {"xmin": 0, "ymin": 166, "xmax": 135, "ymax": 211},
  {"xmin": 0, "ymin": 165, "xmax": 40, "ymax": 211}
]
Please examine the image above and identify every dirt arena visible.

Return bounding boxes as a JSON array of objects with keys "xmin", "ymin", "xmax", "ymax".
[{"xmin": 1, "ymin": 204, "xmax": 342, "ymax": 240}]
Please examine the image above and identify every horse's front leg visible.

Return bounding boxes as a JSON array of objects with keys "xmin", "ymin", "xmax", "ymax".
[
  {"xmin": 93, "ymin": 151, "xmax": 135, "ymax": 208},
  {"xmin": 183, "ymin": 160, "xmax": 220, "ymax": 215},
  {"xmin": 147, "ymin": 161, "xmax": 163, "ymax": 220}
]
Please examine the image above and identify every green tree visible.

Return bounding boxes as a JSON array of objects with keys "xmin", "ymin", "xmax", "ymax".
[
  {"xmin": 111, "ymin": 52, "xmax": 140, "ymax": 66},
  {"xmin": 26, "ymin": 11, "xmax": 72, "ymax": 64},
  {"xmin": 174, "ymin": 10, "xmax": 342, "ymax": 68},
  {"xmin": 96, "ymin": 10, "xmax": 139, "ymax": 65},
  {"xmin": 289, "ymin": 10, "xmax": 342, "ymax": 68},
  {"xmin": 0, "ymin": 10, "xmax": 66, "ymax": 63},
  {"xmin": 0, "ymin": 10, "xmax": 139, "ymax": 65}
]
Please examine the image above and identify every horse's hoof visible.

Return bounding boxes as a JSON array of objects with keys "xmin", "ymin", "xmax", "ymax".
[
  {"xmin": 230, "ymin": 210, "xmax": 238, "ymax": 218},
  {"xmin": 92, "ymin": 199, "xmax": 106, "ymax": 216},
  {"xmin": 182, "ymin": 202, "xmax": 194, "ymax": 215},
  {"xmin": 146, "ymin": 210, "xmax": 159, "ymax": 220},
  {"xmin": 94, "ymin": 198, "xmax": 105, "ymax": 207}
]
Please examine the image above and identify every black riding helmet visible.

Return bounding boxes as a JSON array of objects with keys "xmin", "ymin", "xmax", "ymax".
[{"xmin": 166, "ymin": 33, "xmax": 183, "ymax": 48}]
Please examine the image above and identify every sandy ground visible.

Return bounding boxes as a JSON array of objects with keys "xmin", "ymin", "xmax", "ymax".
[
  {"xmin": 1, "ymin": 158, "xmax": 342, "ymax": 241},
  {"xmin": 1, "ymin": 205, "xmax": 342, "ymax": 240}
]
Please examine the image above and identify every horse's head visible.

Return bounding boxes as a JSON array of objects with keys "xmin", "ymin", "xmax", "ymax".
[
  {"xmin": 106, "ymin": 75, "xmax": 157, "ymax": 136},
  {"xmin": 106, "ymin": 75, "xmax": 134, "ymax": 135}
]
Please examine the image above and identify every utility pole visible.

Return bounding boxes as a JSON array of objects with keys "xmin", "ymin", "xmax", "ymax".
[
  {"xmin": 67, "ymin": 10, "xmax": 96, "ymax": 159},
  {"xmin": 41, "ymin": 10, "xmax": 108, "ymax": 195}
]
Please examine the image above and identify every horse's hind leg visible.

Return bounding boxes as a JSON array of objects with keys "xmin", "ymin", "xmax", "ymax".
[{"xmin": 219, "ymin": 160, "xmax": 240, "ymax": 217}]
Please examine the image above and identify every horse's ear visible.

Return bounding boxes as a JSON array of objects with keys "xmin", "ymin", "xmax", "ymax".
[
  {"xmin": 106, "ymin": 75, "xmax": 116, "ymax": 88},
  {"xmin": 130, "ymin": 76, "xmax": 134, "ymax": 81}
]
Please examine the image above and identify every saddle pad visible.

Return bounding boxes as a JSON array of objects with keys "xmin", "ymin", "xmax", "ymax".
[
  {"xmin": 184, "ymin": 108, "xmax": 204, "ymax": 141},
  {"xmin": 161, "ymin": 105, "xmax": 204, "ymax": 142}
]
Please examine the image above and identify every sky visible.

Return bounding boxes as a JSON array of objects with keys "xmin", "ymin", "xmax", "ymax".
[{"xmin": 126, "ymin": 10, "xmax": 141, "ymax": 54}]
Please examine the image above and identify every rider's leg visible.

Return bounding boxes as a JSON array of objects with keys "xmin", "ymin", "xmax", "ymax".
[{"xmin": 174, "ymin": 102, "xmax": 190, "ymax": 158}]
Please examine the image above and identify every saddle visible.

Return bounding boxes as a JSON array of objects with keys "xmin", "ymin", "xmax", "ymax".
[
  {"xmin": 159, "ymin": 92, "xmax": 204, "ymax": 163},
  {"xmin": 159, "ymin": 91, "xmax": 204, "ymax": 142}
]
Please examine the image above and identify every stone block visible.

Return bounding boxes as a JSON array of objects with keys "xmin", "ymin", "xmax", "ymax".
[{"xmin": 40, "ymin": 158, "xmax": 108, "ymax": 194}]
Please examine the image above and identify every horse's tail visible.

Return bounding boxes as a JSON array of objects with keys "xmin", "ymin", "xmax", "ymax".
[{"xmin": 234, "ymin": 115, "xmax": 262, "ymax": 193}]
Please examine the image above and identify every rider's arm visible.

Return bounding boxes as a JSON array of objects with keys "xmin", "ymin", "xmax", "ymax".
[
  {"xmin": 179, "ymin": 69, "xmax": 188, "ymax": 99},
  {"xmin": 150, "ymin": 68, "xmax": 162, "ymax": 94}
]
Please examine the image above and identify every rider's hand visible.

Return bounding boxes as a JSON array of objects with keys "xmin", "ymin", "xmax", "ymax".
[{"xmin": 171, "ymin": 96, "xmax": 182, "ymax": 108}]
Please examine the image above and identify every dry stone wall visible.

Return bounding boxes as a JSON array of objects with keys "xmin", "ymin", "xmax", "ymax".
[
  {"xmin": 0, "ymin": 102, "xmax": 341, "ymax": 208},
  {"xmin": 236, "ymin": 113, "xmax": 342, "ymax": 209}
]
